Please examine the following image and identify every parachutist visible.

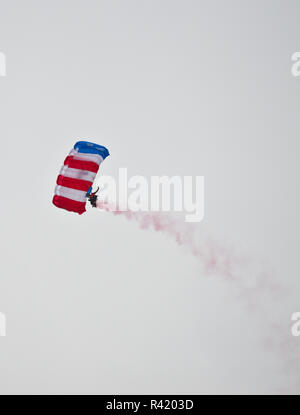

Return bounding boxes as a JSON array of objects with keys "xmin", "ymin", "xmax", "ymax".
[
  {"xmin": 88, "ymin": 187, "xmax": 99, "ymax": 208},
  {"xmin": 53, "ymin": 141, "xmax": 109, "ymax": 214}
]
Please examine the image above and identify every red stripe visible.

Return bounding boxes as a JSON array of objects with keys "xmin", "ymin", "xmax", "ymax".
[
  {"xmin": 64, "ymin": 156, "xmax": 99, "ymax": 173},
  {"xmin": 57, "ymin": 175, "xmax": 92, "ymax": 192},
  {"xmin": 52, "ymin": 195, "xmax": 86, "ymax": 215}
]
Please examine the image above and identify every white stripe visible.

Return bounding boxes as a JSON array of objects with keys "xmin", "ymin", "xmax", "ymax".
[
  {"xmin": 54, "ymin": 186, "xmax": 87, "ymax": 202},
  {"xmin": 59, "ymin": 166, "xmax": 96, "ymax": 182},
  {"xmin": 59, "ymin": 165, "xmax": 69, "ymax": 176},
  {"xmin": 66, "ymin": 148, "xmax": 103, "ymax": 165},
  {"xmin": 73, "ymin": 152, "xmax": 103, "ymax": 165},
  {"xmin": 67, "ymin": 149, "xmax": 77, "ymax": 157}
]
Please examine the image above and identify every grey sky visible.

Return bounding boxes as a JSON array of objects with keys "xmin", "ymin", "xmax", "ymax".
[{"xmin": 0, "ymin": 0, "xmax": 300, "ymax": 394}]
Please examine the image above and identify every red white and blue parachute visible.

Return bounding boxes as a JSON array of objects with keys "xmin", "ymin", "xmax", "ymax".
[{"xmin": 52, "ymin": 141, "xmax": 109, "ymax": 214}]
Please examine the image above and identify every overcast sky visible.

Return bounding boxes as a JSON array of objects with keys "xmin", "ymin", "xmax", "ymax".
[{"xmin": 0, "ymin": 0, "xmax": 300, "ymax": 394}]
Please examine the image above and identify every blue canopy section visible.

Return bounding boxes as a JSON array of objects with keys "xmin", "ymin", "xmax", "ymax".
[{"xmin": 74, "ymin": 141, "xmax": 110, "ymax": 160}]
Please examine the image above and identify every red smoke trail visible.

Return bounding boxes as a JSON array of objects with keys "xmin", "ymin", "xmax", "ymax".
[
  {"xmin": 97, "ymin": 201, "xmax": 255, "ymax": 283},
  {"xmin": 97, "ymin": 201, "xmax": 300, "ymax": 392},
  {"xmin": 96, "ymin": 203, "xmax": 284, "ymax": 301}
]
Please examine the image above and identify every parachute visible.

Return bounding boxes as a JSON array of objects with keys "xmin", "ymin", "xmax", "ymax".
[{"xmin": 52, "ymin": 141, "xmax": 109, "ymax": 214}]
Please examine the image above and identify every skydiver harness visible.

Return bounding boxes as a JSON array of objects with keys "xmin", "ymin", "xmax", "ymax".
[{"xmin": 87, "ymin": 187, "xmax": 99, "ymax": 208}]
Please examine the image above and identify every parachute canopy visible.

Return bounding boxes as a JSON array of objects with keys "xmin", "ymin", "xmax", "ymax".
[{"xmin": 52, "ymin": 141, "xmax": 109, "ymax": 214}]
